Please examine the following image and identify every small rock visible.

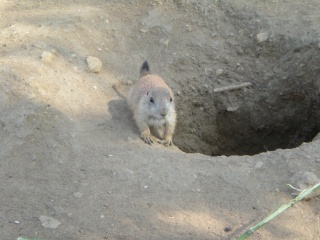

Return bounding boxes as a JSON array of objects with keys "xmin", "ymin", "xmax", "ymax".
[
  {"xmin": 14, "ymin": 220, "xmax": 20, "ymax": 224},
  {"xmin": 41, "ymin": 51, "xmax": 54, "ymax": 63},
  {"xmin": 39, "ymin": 215, "xmax": 61, "ymax": 229},
  {"xmin": 254, "ymin": 161, "xmax": 263, "ymax": 170},
  {"xmin": 74, "ymin": 192, "xmax": 83, "ymax": 198},
  {"xmin": 86, "ymin": 56, "xmax": 102, "ymax": 73},
  {"xmin": 224, "ymin": 226, "xmax": 232, "ymax": 232},
  {"xmin": 256, "ymin": 32, "xmax": 268, "ymax": 42},
  {"xmin": 160, "ymin": 39, "xmax": 169, "ymax": 47},
  {"xmin": 226, "ymin": 106, "xmax": 239, "ymax": 112},
  {"xmin": 126, "ymin": 80, "xmax": 133, "ymax": 86},
  {"xmin": 216, "ymin": 69, "xmax": 223, "ymax": 76}
]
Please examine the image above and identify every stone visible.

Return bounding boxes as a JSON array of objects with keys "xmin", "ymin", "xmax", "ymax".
[
  {"xmin": 39, "ymin": 215, "xmax": 61, "ymax": 229},
  {"xmin": 216, "ymin": 69, "xmax": 223, "ymax": 76},
  {"xmin": 73, "ymin": 192, "xmax": 83, "ymax": 198},
  {"xmin": 254, "ymin": 161, "xmax": 263, "ymax": 170},
  {"xmin": 86, "ymin": 56, "xmax": 102, "ymax": 73},
  {"xmin": 41, "ymin": 51, "xmax": 54, "ymax": 63},
  {"xmin": 256, "ymin": 32, "xmax": 268, "ymax": 42}
]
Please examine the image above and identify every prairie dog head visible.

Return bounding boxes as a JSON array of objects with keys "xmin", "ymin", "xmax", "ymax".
[{"xmin": 141, "ymin": 87, "xmax": 174, "ymax": 120}]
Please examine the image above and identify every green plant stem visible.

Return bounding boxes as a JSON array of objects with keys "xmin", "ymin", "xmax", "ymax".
[{"xmin": 236, "ymin": 183, "xmax": 320, "ymax": 240}]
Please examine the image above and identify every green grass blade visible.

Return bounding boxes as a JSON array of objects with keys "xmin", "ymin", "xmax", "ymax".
[{"xmin": 236, "ymin": 183, "xmax": 320, "ymax": 240}]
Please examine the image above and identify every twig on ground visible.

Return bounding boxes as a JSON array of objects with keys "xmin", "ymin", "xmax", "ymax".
[{"xmin": 213, "ymin": 82, "xmax": 252, "ymax": 93}]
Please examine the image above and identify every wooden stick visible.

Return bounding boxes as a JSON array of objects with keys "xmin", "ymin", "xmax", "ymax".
[{"xmin": 213, "ymin": 82, "xmax": 252, "ymax": 93}]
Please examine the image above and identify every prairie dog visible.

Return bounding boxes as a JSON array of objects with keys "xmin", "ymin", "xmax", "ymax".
[{"xmin": 127, "ymin": 61, "xmax": 176, "ymax": 146}]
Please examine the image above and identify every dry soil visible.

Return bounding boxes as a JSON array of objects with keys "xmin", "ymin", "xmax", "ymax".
[{"xmin": 0, "ymin": 1, "xmax": 320, "ymax": 240}]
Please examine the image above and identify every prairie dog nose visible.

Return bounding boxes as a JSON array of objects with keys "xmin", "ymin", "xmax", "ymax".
[{"xmin": 160, "ymin": 108, "xmax": 168, "ymax": 117}]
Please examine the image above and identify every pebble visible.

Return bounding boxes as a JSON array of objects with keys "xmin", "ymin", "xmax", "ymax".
[
  {"xmin": 74, "ymin": 192, "xmax": 83, "ymax": 198},
  {"xmin": 256, "ymin": 32, "xmax": 268, "ymax": 42},
  {"xmin": 39, "ymin": 215, "xmax": 61, "ymax": 229},
  {"xmin": 86, "ymin": 56, "xmax": 102, "ymax": 73},
  {"xmin": 186, "ymin": 24, "xmax": 192, "ymax": 31},
  {"xmin": 160, "ymin": 39, "xmax": 169, "ymax": 46},
  {"xmin": 41, "ymin": 51, "xmax": 54, "ymax": 63},
  {"xmin": 224, "ymin": 226, "xmax": 232, "ymax": 232},
  {"xmin": 216, "ymin": 69, "xmax": 223, "ymax": 76},
  {"xmin": 254, "ymin": 161, "xmax": 264, "ymax": 170},
  {"xmin": 226, "ymin": 106, "xmax": 239, "ymax": 112},
  {"xmin": 126, "ymin": 80, "xmax": 133, "ymax": 86}
]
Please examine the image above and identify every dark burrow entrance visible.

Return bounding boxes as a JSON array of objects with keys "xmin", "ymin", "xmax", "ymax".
[{"xmin": 173, "ymin": 40, "xmax": 320, "ymax": 156}]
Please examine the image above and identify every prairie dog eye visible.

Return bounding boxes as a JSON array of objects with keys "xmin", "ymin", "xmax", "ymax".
[
  {"xmin": 170, "ymin": 97, "xmax": 173, "ymax": 102},
  {"xmin": 150, "ymin": 97, "xmax": 154, "ymax": 103}
]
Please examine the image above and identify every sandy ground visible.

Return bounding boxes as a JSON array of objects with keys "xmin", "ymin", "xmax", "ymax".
[{"xmin": 0, "ymin": 1, "xmax": 320, "ymax": 240}]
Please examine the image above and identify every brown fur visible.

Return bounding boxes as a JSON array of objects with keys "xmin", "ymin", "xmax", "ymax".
[{"xmin": 127, "ymin": 62, "xmax": 176, "ymax": 146}]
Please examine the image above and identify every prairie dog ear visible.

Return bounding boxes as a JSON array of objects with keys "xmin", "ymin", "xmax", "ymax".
[{"xmin": 140, "ymin": 60, "xmax": 150, "ymax": 77}]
